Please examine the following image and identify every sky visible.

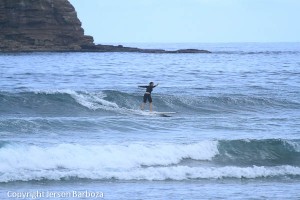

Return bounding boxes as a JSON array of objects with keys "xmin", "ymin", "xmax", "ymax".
[{"xmin": 69, "ymin": 0, "xmax": 300, "ymax": 43}]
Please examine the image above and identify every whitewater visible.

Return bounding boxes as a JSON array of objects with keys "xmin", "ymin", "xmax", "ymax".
[{"xmin": 0, "ymin": 43, "xmax": 300, "ymax": 199}]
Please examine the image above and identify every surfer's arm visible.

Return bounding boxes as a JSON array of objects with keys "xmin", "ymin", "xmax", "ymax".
[{"xmin": 153, "ymin": 83, "xmax": 159, "ymax": 88}]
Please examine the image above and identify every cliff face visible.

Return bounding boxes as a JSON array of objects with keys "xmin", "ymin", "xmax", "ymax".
[{"xmin": 0, "ymin": 0, "xmax": 94, "ymax": 51}]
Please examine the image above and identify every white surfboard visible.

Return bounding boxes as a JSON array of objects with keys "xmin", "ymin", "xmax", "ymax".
[
  {"xmin": 151, "ymin": 111, "xmax": 176, "ymax": 117},
  {"xmin": 129, "ymin": 109, "xmax": 176, "ymax": 117},
  {"xmin": 152, "ymin": 111, "xmax": 176, "ymax": 115}
]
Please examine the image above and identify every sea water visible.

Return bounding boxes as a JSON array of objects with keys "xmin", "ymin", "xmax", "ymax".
[{"xmin": 0, "ymin": 43, "xmax": 299, "ymax": 199}]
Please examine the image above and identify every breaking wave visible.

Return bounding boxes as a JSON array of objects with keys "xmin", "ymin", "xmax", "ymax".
[
  {"xmin": 0, "ymin": 139, "xmax": 299, "ymax": 182},
  {"xmin": 0, "ymin": 90, "xmax": 298, "ymax": 116}
]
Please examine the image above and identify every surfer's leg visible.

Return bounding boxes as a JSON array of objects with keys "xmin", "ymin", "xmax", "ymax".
[
  {"xmin": 140, "ymin": 103, "xmax": 145, "ymax": 110},
  {"xmin": 141, "ymin": 94, "xmax": 147, "ymax": 110},
  {"xmin": 149, "ymin": 95, "xmax": 153, "ymax": 112}
]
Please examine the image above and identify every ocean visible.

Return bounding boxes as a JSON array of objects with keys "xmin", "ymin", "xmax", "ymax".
[{"xmin": 0, "ymin": 43, "xmax": 299, "ymax": 199}]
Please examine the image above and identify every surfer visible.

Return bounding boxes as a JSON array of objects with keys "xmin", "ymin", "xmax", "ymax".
[{"xmin": 139, "ymin": 82, "xmax": 159, "ymax": 112}]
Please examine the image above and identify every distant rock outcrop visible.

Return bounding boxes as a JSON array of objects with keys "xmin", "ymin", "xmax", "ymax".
[{"xmin": 0, "ymin": 0, "xmax": 211, "ymax": 53}]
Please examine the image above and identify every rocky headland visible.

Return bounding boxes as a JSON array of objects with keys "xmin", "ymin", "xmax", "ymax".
[{"xmin": 0, "ymin": 0, "xmax": 211, "ymax": 53}]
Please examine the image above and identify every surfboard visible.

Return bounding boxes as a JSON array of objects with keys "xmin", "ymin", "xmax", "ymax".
[
  {"xmin": 151, "ymin": 111, "xmax": 176, "ymax": 117},
  {"xmin": 152, "ymin": 111, "xmax": 176, "ymax": 115},
  {"xmin": 132, "ymin": 109, "xmax": 176, "ymax": 117}
]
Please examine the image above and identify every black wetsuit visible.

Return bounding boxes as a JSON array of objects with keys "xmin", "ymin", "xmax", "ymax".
[{"xmin": 139, "ymin": 85, "xmax": 157, "ymax": 103}]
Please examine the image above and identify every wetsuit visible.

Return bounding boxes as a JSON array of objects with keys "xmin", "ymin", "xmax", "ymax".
[{"xmin": 139, "ymin": 85, "xmax": 157, "ymax": 103}]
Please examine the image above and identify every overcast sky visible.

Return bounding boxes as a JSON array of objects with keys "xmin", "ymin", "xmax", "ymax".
[{"xmin": 69, "ymin": 0, "xmax": 300, "ymax": 43}]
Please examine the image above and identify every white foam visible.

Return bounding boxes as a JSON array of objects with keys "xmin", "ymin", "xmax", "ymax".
[
  {"xmin": 286, "ymin": 140, "xmax": 300, "ymax": 152},
  {"xmin": 1, "ymin": 165, "xmax": 300, "ymax": 182},
  {"xmin": 33, "ymin": 89, "xmax": 74, "ymax": 95},
  {"xmin": 110, "ymin": 165, "xmax": 300, "ymax": 181},
  {"xmin": 33, "ymin": 89, "xmax": 119, "ymax": 111},
  {"xmin": 69, "ymin": 91, "xmax": 119, "ymax": 110}
]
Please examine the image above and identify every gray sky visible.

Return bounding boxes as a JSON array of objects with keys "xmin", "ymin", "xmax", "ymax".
[{"xmin": 69, "ymin": 0, "xmax": 300, "ymax": 43}]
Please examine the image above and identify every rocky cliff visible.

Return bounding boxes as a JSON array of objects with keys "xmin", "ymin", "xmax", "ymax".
[
  {"xmin": 0, "ymin": 0, "xmax": 210, "ymax": 53},
  {"xmin": 0, "ymin": 0, "xmax": 94, "ymax": 51}
]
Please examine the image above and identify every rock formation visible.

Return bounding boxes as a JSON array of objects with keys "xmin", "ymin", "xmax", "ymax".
[
  {"xmin": 0, "ymin": 0, "xmax": 211, "ymax": 53},
  {"xmin": 0, "ymin": 0, "xmax": 94, "ymax": 51}
]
